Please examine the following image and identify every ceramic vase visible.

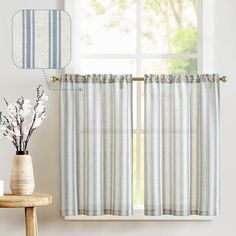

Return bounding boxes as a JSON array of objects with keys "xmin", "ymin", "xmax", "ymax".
[{"xmin": 10, "ymin": 151, "xmax": 35, "ymax": 195}]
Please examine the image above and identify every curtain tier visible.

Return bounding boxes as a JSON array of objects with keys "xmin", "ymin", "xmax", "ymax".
[
  {"xmin": 144, "ymin": 74, "xmax": 220, "ymax": 216},
  {"xmin": 60, "ymin": 74, "xmax": 133, "ymax": 216}
]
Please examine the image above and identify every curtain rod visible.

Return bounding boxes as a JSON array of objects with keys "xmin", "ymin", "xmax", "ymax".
[{"xmin": 50, "ymin": 75, "xmax": 228, "ymax": 83}]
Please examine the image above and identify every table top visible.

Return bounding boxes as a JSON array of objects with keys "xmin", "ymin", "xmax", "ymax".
[{"xmin": 0, "ymin": 193, "xmax": 52, "ymax": 208}]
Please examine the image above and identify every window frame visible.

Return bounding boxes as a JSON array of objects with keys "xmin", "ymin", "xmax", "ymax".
[{"xmin": 64, "ymin": 0, "xmax": 214, "ymax": 221}]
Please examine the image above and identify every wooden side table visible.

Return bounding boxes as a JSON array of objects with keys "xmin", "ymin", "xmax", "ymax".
[{"xmin": 0, "ymin": 193, "xmax": 52, "ymax": 236}]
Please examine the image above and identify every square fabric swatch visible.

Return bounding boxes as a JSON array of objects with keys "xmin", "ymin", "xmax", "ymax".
[{"xmin": 12, "ymin": 9, "xmax": 71, "ymax": 69}]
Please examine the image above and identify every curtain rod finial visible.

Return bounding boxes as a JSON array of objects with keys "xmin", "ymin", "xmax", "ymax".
[
  {"xmin": 220, "ymin": 76, "xmax": 227, "ymax": 83},
  {"xmin": 50, "ymin": 76, "xmax": 60, "ymax": 82}
]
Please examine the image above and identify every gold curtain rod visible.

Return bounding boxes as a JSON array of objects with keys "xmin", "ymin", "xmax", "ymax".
[{"xmin": 50, "ymin": 75, "xmax": 228, "ymax": 83}]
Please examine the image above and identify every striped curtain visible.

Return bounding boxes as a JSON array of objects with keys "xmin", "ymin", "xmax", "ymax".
[
  {"xmin": 144, "ymin": 74, "xmax": 220, "ymax": 216},
  {"xmin": 60, "ymin": 74, "xmax": 133, "ymax": 216}
]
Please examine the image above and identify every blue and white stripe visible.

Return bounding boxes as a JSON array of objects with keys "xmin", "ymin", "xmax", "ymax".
[
  {"xmin": 49, "ymin": 10, "xmax": 61, "ymax": 69},
  {"xmin": 20, "ymin": 10, "xmax": 63, "ymax": 69},
  {"xmin": 60, "ymin": 74, "xmax": 133, "ymax": 216},
  {"xmin": 22, "ymin": 10, "xmax": 35, "ymax": 69},
  {"xmin": 144, "ymin": 74, "xmax": 220, "ymax": 216}
]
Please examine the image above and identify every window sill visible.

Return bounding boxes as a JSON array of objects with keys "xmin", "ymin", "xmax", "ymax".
[{"xmin": 64, "ymin": 209, "xmax": 214, "ymax": 221}]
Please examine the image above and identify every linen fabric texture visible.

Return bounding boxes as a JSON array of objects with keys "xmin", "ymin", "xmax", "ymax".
[
  {"xmin": 60, "ymin": 74, "xmax": 133, "ymax": 216},
  {"xmin": 144, "ymin": 74, "xmax": 220, "ymax": 216},
  {"xmin": 12, "ymin": 9, "xmax": 71, "ymax": 69}
]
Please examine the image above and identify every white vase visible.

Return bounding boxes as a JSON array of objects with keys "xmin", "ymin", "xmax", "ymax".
[{"xmin": 10, "ymin": 151, "xmax": 35, "ymax": 196}]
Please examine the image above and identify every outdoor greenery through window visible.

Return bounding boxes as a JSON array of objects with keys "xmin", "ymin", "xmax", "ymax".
[{"xmin": 77, "ymin": 0, "xmax": 199, "ymax": 207}]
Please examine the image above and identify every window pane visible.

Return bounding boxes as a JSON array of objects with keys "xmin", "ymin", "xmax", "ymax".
[
  {"xmin": 79, "ymin": 0, "xmax": 137, "ymax": 54},
  {"xmin": 141, "ymin": 0, "xmax": 198, "ymax": 53},
  {"xmin": 80, "ymin": 59, "xmax": 136, "ymax": 74},
  {"xmin": 141, "ymin": 58, "xmax": 197, "ymax": 74}
]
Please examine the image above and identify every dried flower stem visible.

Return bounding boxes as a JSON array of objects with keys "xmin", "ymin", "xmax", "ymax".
[{"xmin": 0, "ymin": 85, "xmax": 48, "ymax": 152}]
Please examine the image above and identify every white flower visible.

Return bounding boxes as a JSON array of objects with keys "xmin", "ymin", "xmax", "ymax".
[
  {"xmin": 23, "ymin": 109, "xmax": 31, "ymax": 117},
  {"xmin": 22, "ymin": 99, "xmax": 32, "ymax": 117},
  {"xmin": 8, "ymin": 130, "xmax": 16, "ymax": 138},
  {"xmin": 41, "ymin": 114, "xmax": 46, "ymax": 120},
  {"xmin": 0, "ymin": 126, "xmax": 6, "ymax": 131},
  {"xmin": 11, "ymin": 121, "xmax": 17, "ymax": 127},
  {"xmin": 7, "ymin": 104, "xmax": 16, "ymax": 115},
  {"xmin": 35, "ymin": 104, "xmax": 45, "ymax": 113},
  {"xmin": 41, "ymin": 94, "xmax": 48, "ymax": 103},
  {"xmin": 24, "ymin": 99, "xmax": 31, "ymax": 106},
  {"xmin": 19, "ymin": 110, "xmax": 24, "ymax": 116},
  {"xmin": 14, "ymin": 129, "xmax": 21, "ymax": 137},
  {"xmin": 33, "ymin": 118, "xmax": 43, "ymax": 129},
  {"xmin": 0, "ymin": 86, "xmax": 48, "ymax": 151}
]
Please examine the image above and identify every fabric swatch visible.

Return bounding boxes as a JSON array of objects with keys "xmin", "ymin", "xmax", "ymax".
[{"xmin": 12, "ymin": 9, "xmax": 71, "ymax": 69}]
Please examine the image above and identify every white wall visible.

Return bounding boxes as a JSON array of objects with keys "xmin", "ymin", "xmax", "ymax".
[{"xmin": 0, "ymin": 0, "xmax": 236, "ymax": 236}]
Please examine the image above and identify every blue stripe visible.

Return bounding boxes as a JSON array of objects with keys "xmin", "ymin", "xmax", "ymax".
[
  {"xmin": 49, "ymin": 10, "xmax": 51, "ymax": 68},
  {"xmin": 53, "ymin": 10, "xmax": 57, "ymax": 68},
  {"xmin": 59, "ymin": 10, "xmax": 61, "ymax": 68},
  {"xmin": 26, "ymin": 10, "xmax": 31, "ymax": 68},
  {"xmin": 22, "ymin": 10, "xmax": 25, "ymax": 68},
  {"xmin": 23, "ymin": 10, "xmax": 35, "ymax": 69},
  {"xmin": 32, "ymin": 10, "xmax": 35, "ymax": 68}
]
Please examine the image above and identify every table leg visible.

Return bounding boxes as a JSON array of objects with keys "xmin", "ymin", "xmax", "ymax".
[{"xmin": 25, "ymin": 207, "xmax": 38, "ymax": 236}]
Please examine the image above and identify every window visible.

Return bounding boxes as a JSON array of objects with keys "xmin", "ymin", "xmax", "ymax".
[{"xmin": 65, "ymin": 0, "xmax": 205, "ymax": 220}]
